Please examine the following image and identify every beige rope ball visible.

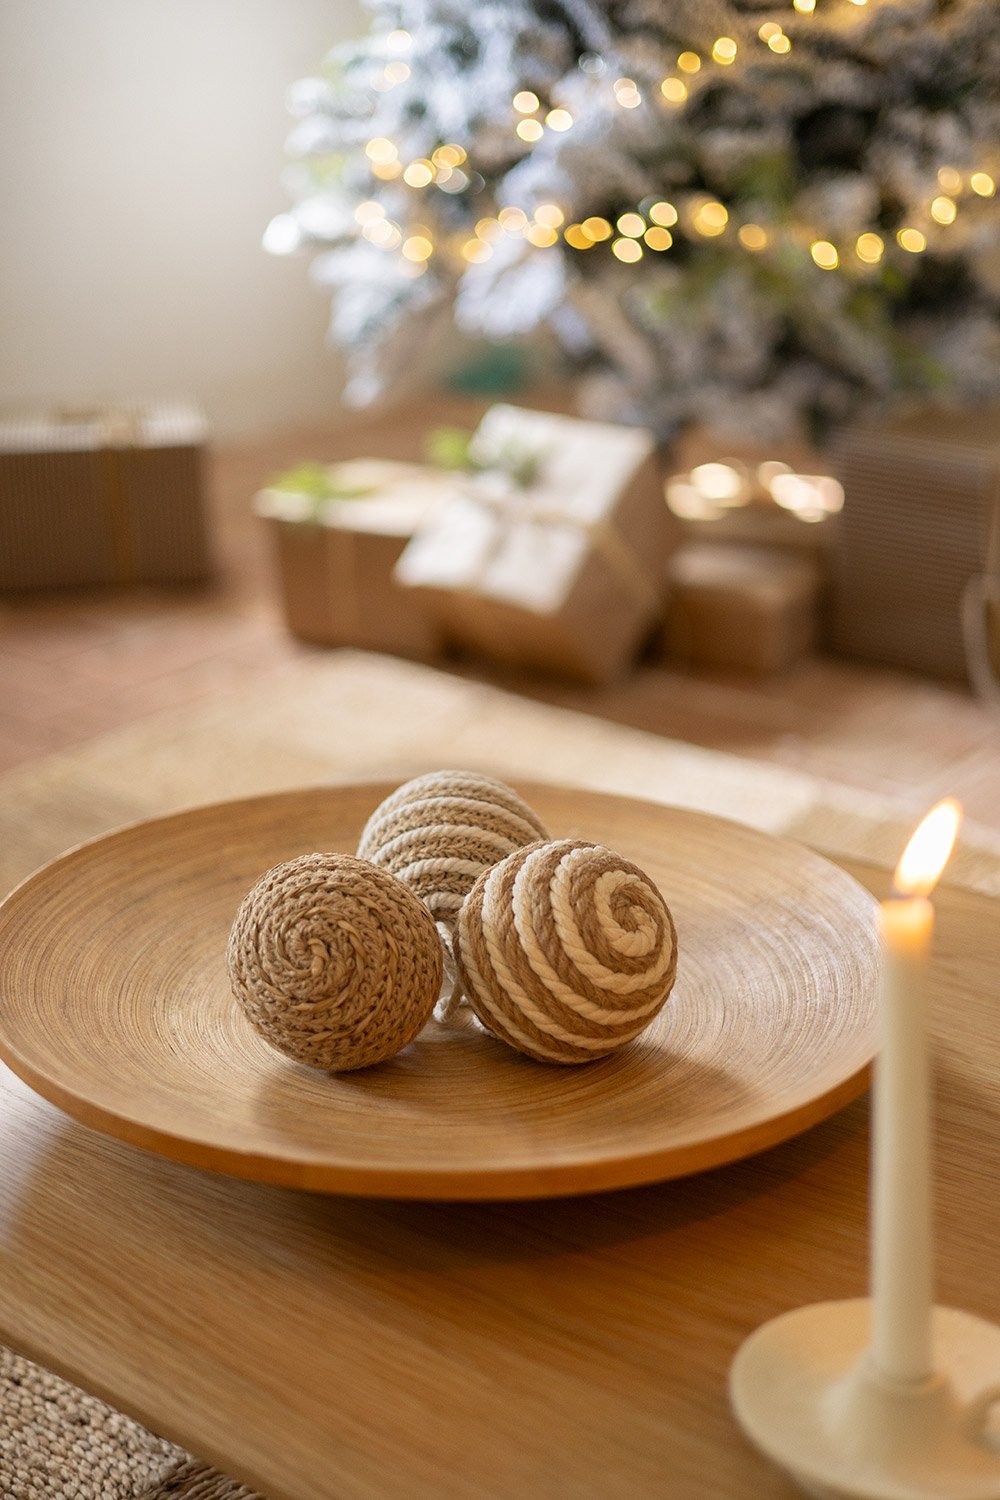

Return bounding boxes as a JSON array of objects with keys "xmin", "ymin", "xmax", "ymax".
[
  {"xmin": 356, "ymin": 770, "xmax": 550, "ymax": 931},
  {"xmin": 227, "ymin": 852, "xmax": 443, "ymax": 1072},
  {"xmin": 455, "ymin": 838, "xmax": 679, "ymax": 1065}
]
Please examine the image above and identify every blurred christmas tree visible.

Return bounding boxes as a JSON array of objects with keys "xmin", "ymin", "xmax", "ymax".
[{"xmin": 266, "ymin": 0, "xmax": 1000, "ymax": 442}]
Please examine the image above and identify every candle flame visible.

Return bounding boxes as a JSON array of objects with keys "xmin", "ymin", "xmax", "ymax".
[{"xmin": 893, "ymin": 798, "xmax": 962, "ymax": 897}]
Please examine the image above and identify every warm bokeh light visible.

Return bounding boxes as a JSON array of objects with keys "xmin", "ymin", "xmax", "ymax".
[
  {"xmin": 856, "ymin": 232, "xmax": 885, "ymax": 263},
  {"xmin": 644, "ymin": 226, "xmax": 672, "ymax": 250},
  {"xmin": 385, "ymin": 29, "xmax": 412, "ymax": 52},
  {"xmin": 768, "ymin": 32, "xmax": 792, "ymax": 53},
  {"xmin": 649, "ymin": 201, "xmax": 678, "ymax": 227},
  {"xmin": 498, "ymin": 206, "xmax": 528, "ymax": 232},
  {"xmin": 931, "ymin": 195, "xmax": 957, "ymax": 224},
  {"xmin": 613, "ymin": 77, "xmax": 642, "ymax": 108},
  {"xmin": 354, "ymin": 201, "xmax": 384, "ymax": 224},
  {"xmin": 759, "ymin": 22, "xmax": 782, "ymax": 40},
  {"xmin": 535, "ymin": 203, "xmax": 565, "ymax": 228},
  {"xmin": 516, "ymin": 119, "xmax": 544, "ymax": 142},
  {"xmin": 893, "ymin": 799, "xmax": 962, "ymax": 898},
  {"xmin": 677, "ymin": 51, "xmax": 702, "ymax": 73},
  {"xmin": 660, "ymin": 77, "xmax": 687, "ymax": 103},
  {"xmin": 971, "ymin": 172, "xmax": 996, "ymax": 197},
  {"xmin": 475, "ymin": 217, "xmax": 503, "ymax": 242},
  {"xmin": 563, "ymin": 224, "xmax": 594, "ymax": 249},
  {"xmin": 433, "ymin": 144, "xmax": 466, "ymax": 167},
  {"xmin": 617, "ymin": 212, "xmax": 646, "ymax": 237},
  {"xmin": 402, "ymin": 160, "xmax": 434, "ymax": 187},
  {"xmin": 383, "ymin": 61, "xmax": 411, "ymax": 85},
  {"xmin": 401, "ymin": 235, "xmax": 433, "ymax": 261},
  {"xmin": 545, "ymin": 108, "xmax": 574, "ymax": 131},
  {"xmin": 612, "ymin": 237, "xmax": 643, "ymax": 262},
  {"xmin": 937, "ymin": 166, "xmax": 962, "ymax": 194},
  {"xmin": 810, "ymin": 240, "xmax": 839, "ymax": 269},
  {"xmin": 582, "ymin": 215, "xmax": 613, "ymax": 241},
  {"xmin": 693, "ymin": 200, "xmax": 728, "ymax": 236},
  {"xmin": 513, "ymin": 91, "xmax": 539, "ymax": 114},
  {"xmin": 526, "ymin": 223, "xmax": 558, "ymax": 247},
  {"xmin": 897, "ymin": 227, "xmax": 927, "ymax": 252},
  {"xmin": 712, "ymin": 37, "xmax": 738, "ymax": 64},
  {"xmin": 371, "ymin": 160, "xmax": 402, "ymax": 180},
  {"xmin": 691, "ymin": 463, "xmax": 744, "ymax": 503},
  {"xmin": 462, "ymin": 239, "xmax": 492, "ymax": 263},
  {"xmin": 738, "ymin": 223, "xmax": 768, "ymax": 251},
  {"xmin": 365, "ymin": 137, "xmax": 398, "ymax": 164},
  {"xmin": 793, "ymin": 0, "xmax": 815, "ymax": 11}
]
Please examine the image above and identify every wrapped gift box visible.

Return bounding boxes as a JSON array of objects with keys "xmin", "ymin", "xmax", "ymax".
[
  {"xmin": 394, "ymin": 405, "xmax": 677, "ymax": 684},
  {"xmin": 830, "ymin": 406, "xmax": 1000, "ymax": 682},
  {"xmin": 664, "ymin": 542, "xmax": 821, "ymax": 676},
  {"xmin": 0, "ymin": 401, "xmax": 210, "ymax": 590},
  {"xmin": 255, "ymin": 459, "xmax": 447, "ymax": 657}
]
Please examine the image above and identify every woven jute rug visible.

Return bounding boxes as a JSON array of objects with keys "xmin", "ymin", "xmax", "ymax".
[{"xmin": 3, "ymin": 649, "xmax": 999, "ymax": 1497}]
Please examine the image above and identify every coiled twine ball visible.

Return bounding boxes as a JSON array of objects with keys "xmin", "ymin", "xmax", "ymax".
[
  {"xmin": 356, "ymin": 770, "xmax": 550, "ymax": 931},
  {"xmin": 227, "ymin": 852, "xmax": 443, "ymax": 1072},
  {"xmin": 455, "ymin": 838, "xmax": 678, "ymax": 1064}
]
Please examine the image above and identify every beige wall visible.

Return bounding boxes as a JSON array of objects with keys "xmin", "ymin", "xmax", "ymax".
[{"xmin": 0, "ymin": 0, "xmax": 364, "ymax": 435}]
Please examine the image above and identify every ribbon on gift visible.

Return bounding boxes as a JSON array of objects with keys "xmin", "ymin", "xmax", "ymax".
[
  {"xmin": 54, "ymin": 405, "xmax": 143, "ymax": 584},
  {"xmin": 458, "ymin": 471, "xmax": 662, "ymax": 616}
]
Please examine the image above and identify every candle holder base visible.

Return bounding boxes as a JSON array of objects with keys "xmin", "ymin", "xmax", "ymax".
[{"xmin": 730, "ymin": 1299, "xmax": 1000, "ymax": 1499}]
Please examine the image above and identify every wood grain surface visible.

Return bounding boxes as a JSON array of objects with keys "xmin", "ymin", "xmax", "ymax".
[{"xmin": 0, "ymin": 784, "xmax": 878, "ymax": 1198}]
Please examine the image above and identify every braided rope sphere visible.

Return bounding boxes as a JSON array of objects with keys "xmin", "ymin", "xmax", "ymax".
[
  {"xmin": 455, "ymin": 838, "xmax": 679, "ymax": 1065},
  {"xmin": 356, "ymin": 771, "xmax": 550, "ymax": 931},
  {"xmin": 227, "ymin": 852, "xmax": 443, "ymax": 1072}
]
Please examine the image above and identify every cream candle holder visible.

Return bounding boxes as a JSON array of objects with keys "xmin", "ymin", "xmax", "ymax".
[{"xmin": 730, "ymin": 800, "xmax": 1000, "ymax": 1500}]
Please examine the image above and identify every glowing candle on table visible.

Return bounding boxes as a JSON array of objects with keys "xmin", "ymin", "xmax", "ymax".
[{"xmin": 871, "ymin": 798, "xmax": 962, "ymax": 1385}]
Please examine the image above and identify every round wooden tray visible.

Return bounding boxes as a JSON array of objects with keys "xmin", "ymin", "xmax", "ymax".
[{"xmin": 0, "ymin": 781, "xmax": 879, "ymax": 1200}]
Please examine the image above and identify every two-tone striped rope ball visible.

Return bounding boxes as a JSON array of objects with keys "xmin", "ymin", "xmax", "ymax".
[
  {"xmin": 455, "ymin": 838, "xmax": 678, "ymax": 1064},
  {"xmin": 356, "ymin": 770, "xmax": 550, "ymax": 931}
]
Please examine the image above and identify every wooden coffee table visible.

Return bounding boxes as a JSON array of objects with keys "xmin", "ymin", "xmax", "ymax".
[{"xmin": 0, "ymin": 853, "xmax": 997, "ymax": 1500}]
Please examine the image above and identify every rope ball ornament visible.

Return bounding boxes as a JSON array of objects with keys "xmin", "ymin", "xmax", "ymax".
[
  {"xmin": 227, "ymin": 852, "xmax": 443, "ymax": 1072},
  {"xmin": 455, "ymin": 838, "xmax": 679, "ymax": 1064},
  {"xmin": 356, "ymin": 770, "xmax": 550, "ymax": 929}
]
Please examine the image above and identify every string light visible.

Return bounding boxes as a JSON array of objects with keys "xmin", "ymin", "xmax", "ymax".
[
  {"xmin": 462, "ymin": 239, "xmax": 492, "ymax": 263},
  {"xmin": 644, "ymin": 226, "xmax": 672, "ymax": 250},
  {"xmin": 855, "ymin": 232, "xmax": 884, "ymax": 263},
  {"xmin": 563, "ymin": 224, "xmax": 594, "ymax": 249},
  {"xmin": 660, "ymin": 78, "xmax": 688, "ymax": 103},
  {"xmin": 613, "ymin": 77, "xmax": 642, "ymax": 108},
  {"xmin": 712, "ymin": 37, "xmax": 738, "ymax": 65},
  {"xmin": 759, "ymin": 22, "xmax": 782, "ymax": 40},
  {"xmin": 371, "ymin": 160, "xmax": 401, "ymax": 180},
  {"xmin": 793, "ymin": 0, "xmax": 815, "ymax": 11},
  {"xmin": 971, "ymin": 172, "xmax": 996, "ymax": 197},
  {"xmin": 513, "ymin": 91, "xmax": 539, "ymax": 113},
  {"xmin": 526, "ymin": 223, "xmax": 559, "ymax": 247},
  {"xmin": 365, "ymin": 138, "xmax": 397, "ymax": 164},
  {"xmin": 402, "ymin": 235, "xmax": 433, "ymax": 262},
  {"xmin": 516, "ymin": 119, "xmax": 544, "ymax": 142},
  {"xmin": 930, "ymin": 195, "xmax": 957, "ymax": 224},
  {"xmin": 475, "ymin": 217, "xmax": 504, "ymax": 242},
  {"xmin": 582, "ymin": 215, "xmax": 613, "ymax": 241},
  {"xmin": 545, "ymin": 108, "xmax": 574, "ymax": 131},
  {"xmin": 535, "ymin": 204, "xmax": 565, "ymax": 227},
  {"xmin": 365, "ymin": 219, "xmax": 401, "ymax": 249},
  {"xmin": 383, "ymin": 61, "xmax": 410, "ymax": 85},
  {"xmin": 402, "ymin": 160, "xmax": 434, "ymax": 187},
  {"xmin": 677, "ymin": 51, "xmax": 702, "ymax": 73},
  {"xmin": 649, "ymin": 201, "xmax": 678, "ymax": 227},
  {"xmin": 612, "ymin": 238, "xmax": 643, "ymax": 262},
  {"xmin": 355, "ymin": 201, "xmax": 384, "ymax": 224},
  {"xmin": 498, "ymin": 206, "xmax": 528, "ymax": 232},
  {"xmin": 897, "ymin": 227, "xmax": 927, "ymax": 252},
  {"xmin": 937, "ymin": 166, "xmax": 962, "ymax": 194},
  {"xmin": 810, "ymin": 240, "xmax": 838, "ymax": 269},
  {"xmin": 385, "ymin": 29, "xmax": 412, "ymax": 52},
  {"xmin": 738, "ymin": 223, "xmax": 768, "ymax": 250},
  {"xmin": 692, "ymin": 199, "xmax": 728, "ymax": 236},
  {"xmin": 617, "ymin": 212, "xmax": 646, "ymax": 237},
  {"xmin": 768, "ymin": 32, "xmax": 792, "ymax": 53}
]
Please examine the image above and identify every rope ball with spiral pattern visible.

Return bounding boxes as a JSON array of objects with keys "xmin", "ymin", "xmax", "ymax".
[
  {"xmin": 356, "ymin": 770, "xmax": 550, "ymax": 929},
  {"xmin": 455, "ymin": 838, "xmax": 679, "ymax": 1064},
  {"xmin": 227, "ymin": 852, "xmax": 443, "ymax": 1072}
]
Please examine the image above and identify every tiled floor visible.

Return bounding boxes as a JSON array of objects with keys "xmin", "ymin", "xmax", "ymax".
[{"xmin": 2, "ymin": 399, "xmax": 999, "ymax": 830}]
